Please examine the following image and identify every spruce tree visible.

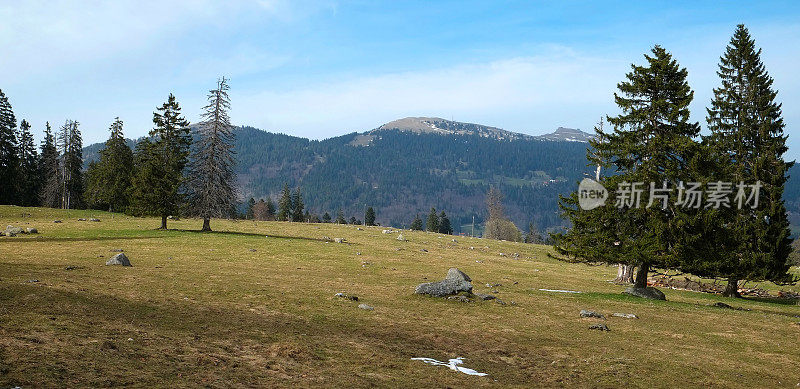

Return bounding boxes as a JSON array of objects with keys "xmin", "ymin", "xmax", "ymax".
[
  {"xmin": 58, "ymin": 120, "xmax": 84, "ymax": 209},
  {"xmin": 39, "ymin": 122, "xmax": 61, "ymax": 208},
  {"xmin": 16, "ymin": 120, "xmax": 39, "ymax": 205},
  {"xmin": 291, "ymin": 188, "xmax": 304, "ymax": 222},
  {"xmin": 322, "ymin": 212, "xmax": 331, "ymax": 223},
  {"xmin": 277, "ymin": 183, "xmax": 292, "ymax": 221},
  {"xmin": 410, "ymin": 214, "xmax": 423, "ymax": 230},
  {"xmin": 131, "ymin": 94, "xmax": 192, "ymax": 229},
  {"xmin": 0, "ymin": 89, "xmax": 18, "ymax": 204},
  {"xmin": 335, "ymin": 208, "xmax": 346, "ymax": 224},
  {"xmin": 694, "ymin": 25, "xmax": 796, "ymax": 295},
  {"xmin": 87, "ymin": 118, "xmax": 134, "ymax": 211},
  {"xmin": 426, "ymin": 207, "xmax": 439, "ymax": 232},
  {"xmin": 555, "ymin": 46, "xmax": 700, "ymax": 295},
  {"xmin": 188, "ymin": 78, "xmax": 237, "ymax": 231},
  {"xmin": 365, "ymin": 207, "xmax": 376, "ymax": 226},
  {"xmin": 266, "ymin": 197, "xmax": 276, "ymax": 220},
  {"xmin": 438, "ymin": 211, "xmax": 452, "ymax": 234},
  {"xmin": 246, "ymin": 198, "xmax": 256, "ymax": 219}
]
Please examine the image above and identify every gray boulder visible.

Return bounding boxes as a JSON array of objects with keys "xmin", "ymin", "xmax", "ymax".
[
  {"xmin": 589, "ymin": 323, "xmax": 610, "ymax": 331},
  {"xmin": 580, "ymin": 310, "xmax": 606, "ymax": 319},
  {"xmin": 105, "ymin": 253, "xmax": 132, "ymax": 267},
  {"xmin": 612, "ymin": 313, "xmax": 638, "ymax": 319},
  {"xmin": 623, "ymin": 287, "xmax": 666, "ymax": 300},
  {"xmin": 26, "ymin": 227, "xmax": 38, "ymax": 234},
  {"xmin": 90, "ymin": 218, "xmax": 100, "ymax": 222},
  {"xmin": 414, "ymin": 268, "xmax": 473, "ymax": 297},
  {"xmin": 357, "ymin": 303, "xmax": 374, "ymax": 311},
  {"xmin": 5, "ymin": 225, "xmax": 23, "ymax": 235}
]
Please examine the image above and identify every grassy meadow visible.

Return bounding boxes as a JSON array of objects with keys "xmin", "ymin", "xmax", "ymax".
[{"xmin": 1, "ymin": 206, "xmax": 799, "ymax": 388}]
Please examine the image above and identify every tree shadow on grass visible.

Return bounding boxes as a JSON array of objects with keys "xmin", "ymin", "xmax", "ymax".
[
  {"xmin": 173, "ymin": 229, "xmax": 356, "ymax": 244},
  {"xmin": 0, "ymin": 235, "xmax": 166, "ymax": 243}
]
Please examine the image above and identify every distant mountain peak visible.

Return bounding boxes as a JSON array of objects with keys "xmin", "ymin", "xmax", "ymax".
[{"xmin": 372, "ymin": 117, "xmax": 595, "ymax": 143}]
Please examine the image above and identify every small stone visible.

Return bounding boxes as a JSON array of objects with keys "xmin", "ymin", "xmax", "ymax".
[
  {"xmin": 589, "ymin": 323, "xmax": 610, "ymax": 331},
  {"xmin": 78, "ymin": 218, "xmax": 86, "ymax": 221},
  {"xmin": 623, "ymin": 287, "xmax": 666, "ymax": 300},
  {"xmin": 127, "ymin": 338, "xmax": 133, "ymax": 341},
  {"xmin": 249, "ymin": 249, "xmax": 257, "ymax": 252},
  {"xmin": 90, "ymin": 218, "xmax": 100, "ymax": 222},
  {"xmin": 106, "ymin": 253, "xmax": 132, "ymax": 267},
  {"xmin": 334, "ymin": 292, "xmax": 358, "ymax": 301},
  {"xmin": 475, "ymin": 293, "xmax": 496, "ymax": 301},
  {"xmin": 356, "ymin": 252, "xmax": 361, "ymax": 255},
  {"xmin": 446, "ymin": 295, "xmax": 471, "ymax": 303},
  {"xmin": 25, "ymin": 227, "xmax": 38, "ymax": 234},
  {"xmin": 334, "ymin": 238, "xmax": 346, "ymax": 244},
  {"xmin": 53, "ymin": 220, "xmax": 62, "ymax": 223},
  {"xmin": 580, "ymin": 310, "xmax": 606, "ymax": 319},
  {"xmin": 420, "ymin": 249, "xmax": 428, "ymax": 253},
  {"xmin": 499, "ymin": 252, "xmax": 506, "ymax": 257},
  {"xmin": 356, "ymin": 227, "xmax": 363, "ymax": 231},
  {"xmin": 495, "ymin": 299, "xmax": 506, "ymax": 305},
  {"xmin": 358, "ymin": 303, "xmax": 374, "ymax": 310},
  {"xmin": 396, "ymin": 234, "xmax": 405, "ymax": 241},
  {"xmin": 451, "ymin": 238, "xmax": 457, "ymax": 243},
  {"xmin": 27, "ymin": 279, "xmax": 39, "ymax": 283},
  {"xmin": 612, "ymin": 313, "xmax": 638, "ymax": 319},
  {"xmin": 110, "ymin": 249, "xmax": 124, "ymax": 252}
]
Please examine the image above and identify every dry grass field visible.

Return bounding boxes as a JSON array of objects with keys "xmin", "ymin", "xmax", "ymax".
[{"xmin": 1, "ymin": 206, "xmax": 799, "ymax": 388}]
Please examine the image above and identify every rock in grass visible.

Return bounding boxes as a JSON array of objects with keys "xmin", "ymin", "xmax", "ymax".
[
  {"xmin": 26, "ymin": 227, "xmax": 37, "ymax": 234},
  {"xmin": 358, "ymin": 303, "xmax": 374, "ymax": 311},
  {"xmin": 105, "ymin": 253, "xmax": 132, "ymax": 267},
  {"xmin": 78, "ymin": 218, "xmax": 86, "ymax": 221},
  {"xmin": 612, "ymin": 313, "xmax": 638, "ymax": 319},
  {"xmin": 334, "ymin": 292, "xmax": 359, "ymax": 301},
  {"xmin": 53, "ymin": 220, "xmax": 62, "ymax": 223},
  {"xmin": 415, "ymin": 268, "xmax": 473, "ymax": 297},
  {"xmin": 447, "ymin": 295, "xmax": 472, "ymax": 303},
  {"xmin": 334, "ymin": 237, "xmax": 346, "ymax": 244},
  {"xmin": 396, "ymin": 234, "xmax": 406, "ymax": 241},
  {"xmin": 475, "ymin": 293, "xmax": 496, "ymax": 301},
  {"xmin": 580, "ymin": 310, "xmax": 606, "ymax": 319},
  {"xmin": 110, "ymin": 249, "xmax": 124, "ymax": 253},
  {"xmin": 623, "ymin": 287, "xmax": 666, "ymax": 300},
  {"xmin": 5, "ymin": 225, "xmax": 23, "ymax": 235},
  {"xmin": 90, "ymin": 218, "xmax": 100, "ymax": 222},
  {"xmin": 589, "ymin": 323, "xmax": 610, "ymax": 331}
]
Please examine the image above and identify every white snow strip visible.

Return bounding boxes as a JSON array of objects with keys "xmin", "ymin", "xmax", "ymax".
[
  {"xmin": 411, "ymin": 357, "xmax": 488, "ymax": 376},
  {"xmin": 538, "ymin": 288, "xmax": 582, "ymax": 293}
]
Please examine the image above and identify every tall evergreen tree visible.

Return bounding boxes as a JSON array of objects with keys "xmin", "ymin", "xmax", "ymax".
[
  {"xmin": 335, "ymin": 208, "xmax": 346, "ymax": 224},
  {"xmin": 266, "ymin": 197, "xmax": 276, "ymax": 220},
  {"xmin": 86, "ymin": 118, "xmax": 134, "ymax": 211},
  {"xmin": 246, "ymin": 197, "xmax": 256, "ymax": 219},
  {"xmin": 188, "ymin": 77, "xmax": 237, "ymax": 231},
  {"xmin": 691, "ymin": 25, "xmax": 796, "ymax": 296},
  {"xmin": 277, "ymin": 183, "xmax": 292, "ymax": 221},
  {"xmin": 426, "ymin": 207, "xmax": 439, "ymax": 232},
  {"xmin": 57, "ymin": 120, "xmax": 84, "ymax": 209},
  {"xmin": 322, "ymin": 211, "xmax": 331, "ymax": 223},
  {"xmin": 410, "ymin": 214, "xmax": 423, "ymax": 230},
  {"xmin": 0, "ymin": 89, "xmax": 17, "ymax": 204},
  {"xmin": 131, "ymin": 94, "xmax": 192, "ymax": 229},
  {"xmin": 16, "ymin": 120, "xmax": 39, "ymax": 205},
  {"xmin": 438, "ymin": 211, "xmax": 452, "ymax": 234},
  {"xmin": 365, "ymin": 207, "xmax": 376, "ymax": 226},
  {"xmin": 39, "ymin": 122, "xmax": 61, "ymax": 208},
  {"xmin": 555, "ymin": 46, "xmax": 701, "ymax": 295},
  {"xmin": 291, "ymin": 187, "xmax": 304, "ymax": 222}
]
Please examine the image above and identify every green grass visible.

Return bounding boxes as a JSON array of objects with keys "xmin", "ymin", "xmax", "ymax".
[{"xmin": 1, "ymin": 206, "xmax": 799, "ymax": 387}]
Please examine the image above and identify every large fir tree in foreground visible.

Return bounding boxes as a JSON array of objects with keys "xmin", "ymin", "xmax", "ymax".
[
  {"xmin": 555, "ymin": 46, "xmax": 701, "ymax": 297},
  {"xmin": 39, "ymin": 122, "xmax": 61, "ymax": 208},
  {"xmin": 687, "ymin": 25, "xmax": 795, "ymax": 296},
  {"xmin": 58, "ymin": 120, "xmax": 83, "ymax": 209},
  {"xmin": 187, "ymin": 77, "xmax": 237, "ymax": 231},
  {"xmin": 132, "ymin": 94, "xmax": 192, "ymax": 229},
  {"xmin": 16, "ymin": 120, "xmax": 39, "ymax": 205}
]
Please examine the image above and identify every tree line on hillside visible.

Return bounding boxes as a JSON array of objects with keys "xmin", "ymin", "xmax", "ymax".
[
  {"xmin": 0, "ymin": 77, "xmax": 238, "ymax": 232},
  {"xmin": 554, "ymin": 25, "xmax": 796, "ymax": 298}
]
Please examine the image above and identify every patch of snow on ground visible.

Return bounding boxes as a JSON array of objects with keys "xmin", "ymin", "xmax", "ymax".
[{"xmin": 411, "ymin": 357, "xmax": 488, "ymax": 376}]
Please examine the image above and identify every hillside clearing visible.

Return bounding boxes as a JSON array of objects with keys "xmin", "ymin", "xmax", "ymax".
[{"xmin": 1, "ymin": 206, "xmax": 799, "ymax": 388}]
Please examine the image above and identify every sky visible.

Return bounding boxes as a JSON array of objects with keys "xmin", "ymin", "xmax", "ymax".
[{"xmin": 2, "ymin": 1, "xmax": 800, "ymax": 157}]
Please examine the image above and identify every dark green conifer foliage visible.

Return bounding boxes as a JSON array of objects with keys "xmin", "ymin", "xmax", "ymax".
[
  {"xmin": 692, "ymin": 25, "xmax": 796, "ymax": 295},
  {"xmin": 246, "ymin": 197, "xmax": 256, "ymax": 219},
  {"xmin": 438, "ymin": 211, "xmax": 452, "ymax": 234},
  {"xmin": 335, "ymin": 208, "xmax": 346, "ymax": 224},
  {"xmin": 554, "ymin": 46, "xmax": 701, "ymax": 290},
  {"xmin": 58, "ymin": 120, "xmax": 84, "ymax": 209},
  {"xmin": 131, "ymin": 94, "xmax": 192, "ymax": 229},
  {"xmin": 410, "ymin": 214, "xmax": 423, "ymax": 230},
  {"xmin": 16, "ymin": 120, "xmax": 39, "ymax": 205},
  {"xmin": 86, "ymin": 118, "xmax": 134, "ymax": 211},
  {"xmin": 322, "ymin": 212, "xmax": 331, "ymax": 223},
  {"xmin": 365, "ymin": 207, "xmax": 376, "ymax": 226},
  {"xmin": 277, "ymin": 183, "xmax": 292, "ymax": 221},
  {"xmin": 426, "ymin": 207, "xmax": 439, "ymax": 232},
  {"xmin": 39, "ymin": 122, "xmax": 61, "ymax": 208},
  {"xmin": 266, "ymin": 197, "xmax": 276, "ymax": 220},
  {"xmin": 0, "ymin": 89, "xmax": 18, "ymax": 204}
]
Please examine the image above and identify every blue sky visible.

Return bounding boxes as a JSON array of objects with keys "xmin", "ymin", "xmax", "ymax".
[{"xmin": 2, "ymin": 1, "xmax": 799, "ymax": 157}]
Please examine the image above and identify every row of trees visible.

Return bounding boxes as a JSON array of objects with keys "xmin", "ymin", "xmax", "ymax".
[
  {"xmin": 410, "ymin": 207, "xmax": 453, "ymax": 234},
  {"xmin": 1, "ymin": 78, "xmax": 239, "ymax": 232},
  {"xmin": 0, "ymin": 89, "xmax": 85, "ymax": 210},
  {"xmin": 245, "ymin": 191, "xmax": 380, "ymax": 226},
  {"xmin": 554, "ymin": 25, "xmax": 794, "ymax": 297}
]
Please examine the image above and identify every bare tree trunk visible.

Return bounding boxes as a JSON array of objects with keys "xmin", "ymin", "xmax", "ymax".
[
  {"xmin": 722, "ymin": 278, "xmax": 742, "ymax": 298},
  {"xmin": 202, "ymin": 218, "xmax": 211, "ymax": 232},
  {"xmin": 614, "ymin": 264, "xmax": 636, "ymax": 284},
  {"xmin": 160, "ymin": 215, "xmax": 167, "ymax": 230},
  {"xmin": 634, "ymin": 262, "xmax": 650, "ymax": 289}
]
